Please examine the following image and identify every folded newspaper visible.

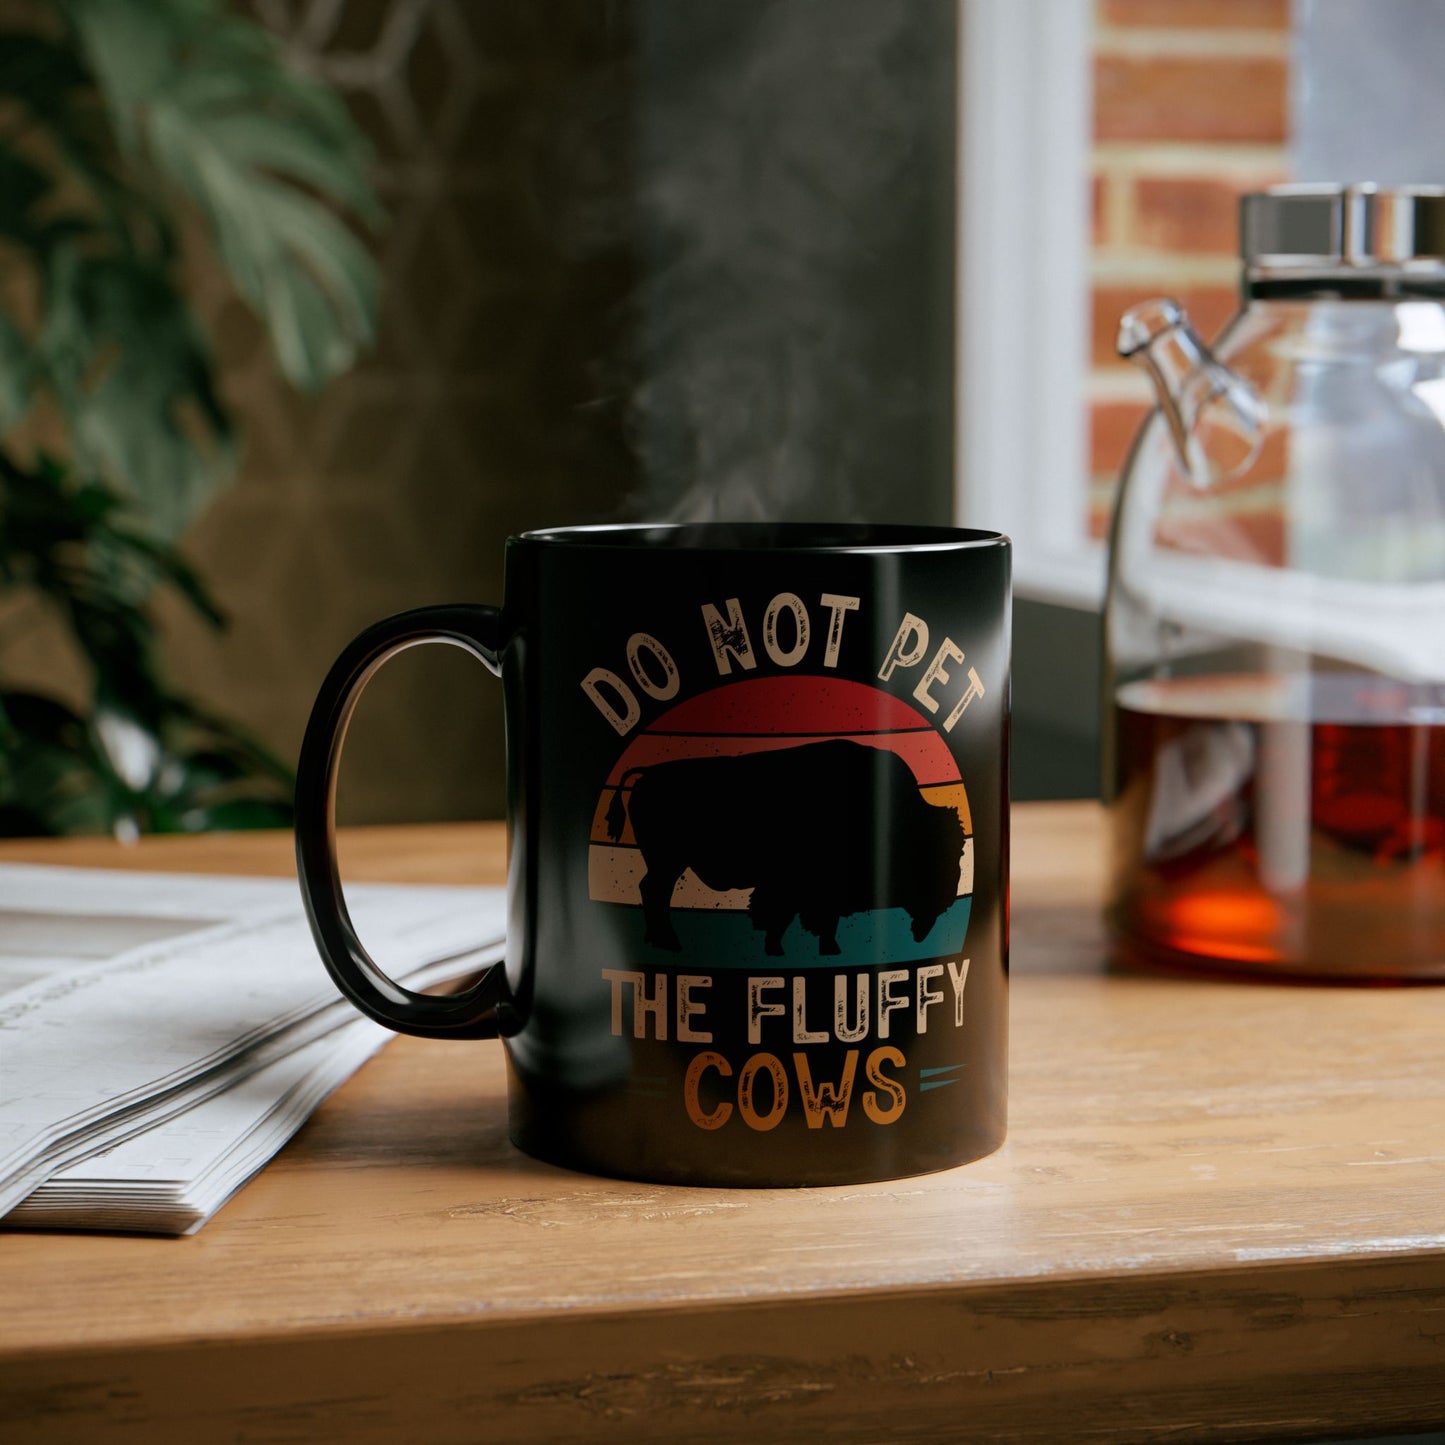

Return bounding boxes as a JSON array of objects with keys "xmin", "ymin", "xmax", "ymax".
[{"xmin": 0, "ymin": 864, "xmax": 505, "ymax": 1235}]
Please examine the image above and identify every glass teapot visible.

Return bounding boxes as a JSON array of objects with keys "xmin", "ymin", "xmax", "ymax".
[{"xmin": 1105, "ymin": 184, "xmax": 1445, "ymax": 980}]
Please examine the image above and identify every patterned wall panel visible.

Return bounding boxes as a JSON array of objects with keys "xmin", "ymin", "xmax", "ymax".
[{"xmin": 161, "ymin": 0, "xmax": 637, "ymax": 825}]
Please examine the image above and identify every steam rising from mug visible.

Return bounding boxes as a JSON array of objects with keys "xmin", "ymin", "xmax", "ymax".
[{"xmin": 553, "ymin": 0, "xmax": 955, "ymax": 524}]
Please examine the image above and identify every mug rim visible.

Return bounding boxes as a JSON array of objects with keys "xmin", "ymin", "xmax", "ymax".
[{"xmin": 514, "ymin": 522, "xmax": 1010, "ymax": 554}]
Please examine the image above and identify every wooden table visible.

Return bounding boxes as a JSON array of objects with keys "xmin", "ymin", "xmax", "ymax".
[{"xmin": 2, "ymin": 803, "xmax": 1443, "ymax": 1444}]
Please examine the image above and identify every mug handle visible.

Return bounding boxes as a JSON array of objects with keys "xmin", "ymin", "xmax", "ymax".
[{"xmin": 295, "ymin": 605, "xmax": 511, "ymax": 1040}]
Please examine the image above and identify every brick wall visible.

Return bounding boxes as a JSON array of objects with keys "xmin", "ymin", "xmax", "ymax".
[{"xmin": 1088, "ymin": 0, "xmax": 1291, "ymax": 538}]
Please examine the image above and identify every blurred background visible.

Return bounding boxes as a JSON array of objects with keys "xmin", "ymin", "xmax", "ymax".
[{"xmin": 0, "ymin": 0, "xmax": 1431, "ymax": 834}]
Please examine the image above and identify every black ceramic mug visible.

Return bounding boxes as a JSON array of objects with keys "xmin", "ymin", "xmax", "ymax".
[{"xmin": 296, "ymin": 523, "xmax": 1010, "ymax": 1187}]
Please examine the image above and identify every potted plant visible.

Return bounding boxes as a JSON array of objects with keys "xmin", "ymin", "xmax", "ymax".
[{"xmin": 0, "ymin": 0, "xmax": 379, "ymax": 836}]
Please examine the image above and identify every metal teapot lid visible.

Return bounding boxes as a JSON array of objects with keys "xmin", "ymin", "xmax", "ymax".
[{"xmin": 1242, "ymin": 184, "xmax": 1445, "ymax": 272}]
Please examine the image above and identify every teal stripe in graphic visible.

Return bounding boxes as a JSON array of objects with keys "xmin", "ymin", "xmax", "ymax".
[
  {"xmin": 633, "ymin": 895, "xmax": 972, "ymax": 969},
  {"xmin": 919, "ymin": 1063, "xmax": 967, "ymax": 1093}
]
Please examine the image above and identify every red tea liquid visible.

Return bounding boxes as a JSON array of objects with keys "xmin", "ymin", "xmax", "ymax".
[{"xmin": 1110, "ymin": 674, "xmax": 1445, "ymax": 979}]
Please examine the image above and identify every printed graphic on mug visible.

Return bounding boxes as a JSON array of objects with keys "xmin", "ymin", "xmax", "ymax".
[
  {"xmin": 574, "ymin": 594, "xmax": 990, "ymax": 1146},
  {"xmin": 587, "ymin": 676, "xmax": 973, "ymax": 966}
]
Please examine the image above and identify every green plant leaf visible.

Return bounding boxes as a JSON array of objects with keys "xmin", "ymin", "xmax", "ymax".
[
  {"xmin": 0, "ymin": 0, "xmax": 361, "ymax": 837},
  {"xmin": 64, "ymin": 0, "xmax": 382, "ymax": 392},
  {"xmin": 0, "ymin": 315, "xmax": 32, "ymax": 427},
  {"xmin": 0, "ymin": 33, "xmax": 90, "ymax": 117},
  {"xmin": 107, "ymin": 524, "xmax": 225, "ymax": 626},
  {"xmin": 0, "ymin": 675, "xmax": 296, "ymax": 838},
  {"xmin": 0, "ymin": 689, "xmax": 115, "ymax": 837},
  {"xmin": 167, "ymin": 699, "xmax": 295, "ymax": 785},
  {"xmin": 0, "ymin": 148, "xmax": 51, "ymax": 246},
  {"xmin": 36, "ymin": 247, "xmax": 235, "ymax": 537},
  {"xmin": 0, "ymin": 30, "xmax": 159, "ymax": 257},
  {"xmin": 0, "ymin": 453, "xmax": 223, "ymax": 733}
]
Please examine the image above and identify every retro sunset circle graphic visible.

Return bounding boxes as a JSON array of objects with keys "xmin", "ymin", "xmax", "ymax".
[{"xmin": 587, "ymin": 675, "xmax": 974, "ymax": 967}]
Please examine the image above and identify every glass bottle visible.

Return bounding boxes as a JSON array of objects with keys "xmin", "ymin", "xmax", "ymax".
[{"xmin": 1105, "ymin": 184, "xmax": 1445, "ymax": 980}]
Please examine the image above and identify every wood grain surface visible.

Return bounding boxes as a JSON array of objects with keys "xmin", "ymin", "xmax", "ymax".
[{"xmin": 2, "ymin": 804, "xmax": 1444, "ymax": 1443}]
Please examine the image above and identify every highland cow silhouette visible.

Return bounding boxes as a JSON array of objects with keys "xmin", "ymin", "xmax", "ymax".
[{"xmin": 604, "ymin": 738, "xmax": 965, "ymax": 956}]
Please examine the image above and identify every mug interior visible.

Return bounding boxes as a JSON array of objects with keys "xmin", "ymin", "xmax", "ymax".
[{"xmin": 517, "ymin": 522, "xmax": 1006, "ymax": 553}]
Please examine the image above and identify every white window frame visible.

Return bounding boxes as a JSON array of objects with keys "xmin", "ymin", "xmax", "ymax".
[{"xmin": 956, "ymin": 0, "xmax": 1104, "ymax": 611}]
